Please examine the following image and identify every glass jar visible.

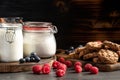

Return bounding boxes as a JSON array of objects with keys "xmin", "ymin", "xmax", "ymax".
[
  {"xmin": 23, "ymin": 22, "xmax": 58, "ymax": 58},
  {"xmin": 0, "ymin": 23, "xmax": 23, "ymax": 62}
]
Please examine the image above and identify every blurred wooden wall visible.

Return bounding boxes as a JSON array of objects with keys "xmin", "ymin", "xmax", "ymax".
[{"xmin": 54, "ymin": 0, "xmax": 120, "ymax": 48}]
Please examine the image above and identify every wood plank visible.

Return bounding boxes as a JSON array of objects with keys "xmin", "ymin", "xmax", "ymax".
[
  {"xmin": 0, "ymin": 56, "xmax": 56, "ymax": 72},
  {"xmin": 56, "ymin": 54, "xmax": 120, "ymax": 72}
]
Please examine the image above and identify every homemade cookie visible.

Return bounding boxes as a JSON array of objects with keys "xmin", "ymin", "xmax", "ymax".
[
  {"xmin": 83, "ymin": 52, "xmax": 98, "ymax": 60},
  {"xmin": 93, "ymin": 58, "xmax": 102, "ymax": 63},
  {"xmin": 78, "ymin": 47, "xmax": 91, "ymax": 59},
  {"xmin": 68, "ymin": 52, "xmax": 79, "ymax": 59},
  {"xmin": 116, "ymin": 51, "xmax": 120, "ymax": 58},
  {"xmin": 85, "ymin": 41, "xmax": 103, "ymax": 50},
  {"xmin": 103, "ymin": 40, "xmax": 120, "ymax": 51},
  {"xmin": 74, "ymin": 47, "xmax": 86, "ymax": 54},
  {"xmin": 94, "ymin": 49, "xmax": 119, "ymax": 64}
]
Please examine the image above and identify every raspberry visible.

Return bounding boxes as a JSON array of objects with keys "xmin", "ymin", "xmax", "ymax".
[
  {"xmin": 90, "ymin": 66, "xmax": 99, "ymax": 74},
  {"xmin": 84, "ymin": 63, "xmax": 92, "ymax": 71},
  {"xmin": 42, "ymin": 65, "xmax": 51, "ymax": 74},
  {"xmin": 44, "ymin": 63, "xmax": 50, "ymax": 67},
  {"xmin": 74, "ymin": 65, "xmax": 82, "ymax": 73},
  {"xmin": 56, "ymin": 69, "xmax": 65, "ymax": 77},
  {"xmin": 58, "ymin": 57, "xmax": 65, "ymax": 63},
  {"xmin": 52, "ymin": 61, "xmax": 60, "ymax": 69},
  {"xmin": 65, "ymin": 60, "xmax": 72, "ymax": 67},
  {"xmin": 57, "ymin": 63, "xmax": 67, "ymax": 71},
  {"xmin": 32, "ymin": 65, "xmax": 42, "ymax": 74},
  {"xmin": 74, "ymin": 61, "xmax": 82, "ymax": 67}
]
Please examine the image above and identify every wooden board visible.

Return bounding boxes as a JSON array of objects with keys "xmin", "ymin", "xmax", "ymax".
[
  {"xmin": 0, "ymin": 56, "xmax": 56, "ymax": 73},
  {"xmin": 56, "ymin": 54, "xmax": 120, "ymax": 72}
]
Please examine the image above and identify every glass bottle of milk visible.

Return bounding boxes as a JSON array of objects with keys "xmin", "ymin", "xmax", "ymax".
[{"xmin": 0, "ymin": 22, "xmax": 23, "ymax": 62}]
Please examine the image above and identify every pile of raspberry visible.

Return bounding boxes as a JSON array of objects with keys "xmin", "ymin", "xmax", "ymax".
[
  {"xmin": 32, "ymin": 57, "xmax": 99, "ymax": 77},
  {"xmin": 32, "ymin": 63, "xmax": 51, "ymax": 74}
]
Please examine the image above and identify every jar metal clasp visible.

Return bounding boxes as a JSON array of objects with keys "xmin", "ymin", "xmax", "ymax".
[
  {"xmin": 5, "ymin": 28, "xmax": 15, "ymax": 44},
  {"xmin": 51, "ymin": 25, "xmax": 58, "ymax": 33}
]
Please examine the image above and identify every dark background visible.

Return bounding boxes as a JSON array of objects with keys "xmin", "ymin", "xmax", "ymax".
[
  {"xmin": 0, "ymin": 0, "xmax": 57, "ymax": 21},
  {"xmin": 0, "ymin": 0, "xmax": 68, "ymax": 48},
  {"xmin": 0, "ymin": 0, "xmax": 120, "ymax": 49}
]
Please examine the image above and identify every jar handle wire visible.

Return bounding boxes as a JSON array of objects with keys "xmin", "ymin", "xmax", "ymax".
[
  {"xmin": 52, "ymin": 25, "xmax": 58, "ymax": 33},
  {"xmin": 5, "ymin": 28, "xmax": 15, "ymax": 43}
]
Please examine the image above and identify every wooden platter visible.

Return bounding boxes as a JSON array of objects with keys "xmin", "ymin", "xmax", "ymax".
[
  {"xmin": 0, "ymin": 56, "xmax": 56, "ymax": 73},
  {"xmin": 56, "ymin": 54, "xmax": 120, "ymax": 72}
]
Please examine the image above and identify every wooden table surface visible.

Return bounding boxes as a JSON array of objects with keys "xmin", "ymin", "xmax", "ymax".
[{"xmin": 0, "ymin": 68, "xmax": 120, "ymax": 80}]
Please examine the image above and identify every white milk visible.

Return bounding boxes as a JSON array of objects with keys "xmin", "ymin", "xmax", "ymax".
[
  {"xmin": 23, "ymin": 32, "xmax": 56, "ymax": 57},
  {"xmin": 0, "ymin": 23, "xmax": 23, "ymax": 62}
]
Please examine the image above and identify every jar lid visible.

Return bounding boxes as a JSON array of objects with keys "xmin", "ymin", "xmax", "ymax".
[
  {"xmin": 0, "ymin": 23, "xmax": 22, "ymax": 28},
  {"xmin": 0, "ymin": 17, "xmax": 23, "ymax": 28},
  {"xmin": 23, "ymin": 22, "xmax": 55, "ymax": 32}
]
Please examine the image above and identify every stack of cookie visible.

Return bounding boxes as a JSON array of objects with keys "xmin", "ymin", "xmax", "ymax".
[{"xmin": 68, "ymin": 40, "xmax": 120, "ymax": 64}]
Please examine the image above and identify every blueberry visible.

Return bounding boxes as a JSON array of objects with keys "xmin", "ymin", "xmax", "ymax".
[
  {"xmin": 65, "ymin": 50, "xmax": 73, "ymax": 54},
  {"xmin": 30, "ymin": 52, "xmax": 37, "ymax": 56},
  {"xmin": 69, "ymin": 46, "xmax": 74, "ymax": 50},
  {"xmin": 19, "ymin": 58, "xmax": 25, "ymax": 63},
  {"xmin": 34, "ymin": 56, "xmax": 41, "ymax": 62},
  {"xmin": 78, "ymin": 45, "xmax": 83, "ymax": 48},
  {"xmin": 69, "ymin": 50, "xmax": 74, "ymax": 53},
  {"xmin": 65, "ymin": 50, "xmax": 70, "ymax": 54},
  {"xmin": 25, "ymin": 57, "xmax": 30, "ymax": 62},
  {"xmin": 30, "ymin": 57, "xmax": 35, "ymax": 62}
]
